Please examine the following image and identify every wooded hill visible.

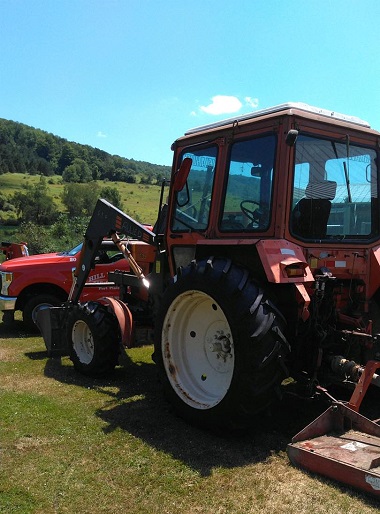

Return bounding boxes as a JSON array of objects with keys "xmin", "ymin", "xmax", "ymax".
[{"xmin": 0, "ymin": 118, "xmax": 171, "ymax": 184}]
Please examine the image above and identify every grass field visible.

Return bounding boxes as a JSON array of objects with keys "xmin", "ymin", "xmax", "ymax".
[
  {"xmin": 1, "ymin": 313, "xmax": 379, "ymax": 514},
  {"xmin": 0, "ymin": 173, "xmax": 164, "ymax": 226}
]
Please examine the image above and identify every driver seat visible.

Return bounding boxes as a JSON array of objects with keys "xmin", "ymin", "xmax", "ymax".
[{"xmin": 292, "ymin": 180, "xmax": 337, "ymax": 239}]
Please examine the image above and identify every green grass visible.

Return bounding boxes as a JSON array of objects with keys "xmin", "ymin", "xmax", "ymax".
[
  {"xmin": 1, "ymin": 315, "xmax": 380, "ymax": 513},
  {"xmin": 0, "ymin": 173, "xmax": 164, "ymax": 226}
]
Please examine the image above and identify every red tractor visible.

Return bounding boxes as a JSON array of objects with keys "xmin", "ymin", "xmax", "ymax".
[{"xmin": 37, "ymin": 103, "xmax": 380, "ymax": 496}]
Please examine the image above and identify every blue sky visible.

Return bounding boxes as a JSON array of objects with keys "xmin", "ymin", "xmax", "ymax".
[{"xmin": 1, "ymin": 0, "xmax": 380, "ymax": 166}]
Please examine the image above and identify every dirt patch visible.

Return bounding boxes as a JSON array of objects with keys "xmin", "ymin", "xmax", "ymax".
[
  {"xmin": 14, "ymin": 435, "xmax": 58, "ymax": 451},
  {"xmin": 0, "ymin": 373, "xmax": 56, "ymax": 394},
  {"xmin": 0, "ymin": 347, "xmax": 18, "ymax": 362}
]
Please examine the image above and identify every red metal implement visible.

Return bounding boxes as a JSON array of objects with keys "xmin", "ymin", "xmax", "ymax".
[{"xmin": 288, "ymin": 362, "xmax": 380, "ymax": 497}]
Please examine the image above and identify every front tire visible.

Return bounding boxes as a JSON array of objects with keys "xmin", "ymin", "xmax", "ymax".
[
  {"xmin": 154, "ymin": 258, "xmax": 290, "ymax": 431},
  {"xmin": 67, "ymin": 302, "xmax": 120, "ymax": 377}
]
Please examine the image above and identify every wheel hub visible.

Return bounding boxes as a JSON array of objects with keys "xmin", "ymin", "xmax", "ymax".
[
  {"xmin": 72, "ymin": 320, "xmax": 94, "ymax": 364},
  {"xmin": 208, "ymin": 331, "xmax": 232, "ymax": 362}
]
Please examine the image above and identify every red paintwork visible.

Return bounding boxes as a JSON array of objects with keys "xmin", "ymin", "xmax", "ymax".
[
  {"xmin": 0, "ymin": 242, "xmax": 29, "ymax": 260},
  {"xmin": 256, "ymin": 239, "xmax": 314, "ymax": 283},
  {"xmin": 101, "ymin": 297, "xmax": 134, "ymax": 348},
  {"xmin": 288, "ymin": 362, "xmax": 380, "ymax": 497},
  {"xmin": 348, "ymin": 361, "xmax": 380, "ymax": 412},
  {"xmin": 0, "ymin": 244, "xmax": 131, "ymax": 309},
  {"xmin": 288, "ymin": 401, "xmax": 380, "ymax": 497}
]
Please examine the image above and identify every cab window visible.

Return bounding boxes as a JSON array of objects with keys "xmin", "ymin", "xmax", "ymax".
[
  {"xmin": 291, "ymin": 135, "xmax": 379, "ymax": 240},
  {"xmin": 172, "ymin": 146, "xmax": 217, "ymax": 231},
  {"xmin": 220, "ymin": 135, "xmax": 276, "ymax": 231}
]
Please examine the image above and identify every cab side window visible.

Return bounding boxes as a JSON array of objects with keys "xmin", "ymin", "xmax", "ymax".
[
  {"xmin": 220, "ymin": 135, "xmax": 276, "ymax": 231},
  {"xmin": 172, "ymin": 146, "xmax": 217, "ymax": 231}
]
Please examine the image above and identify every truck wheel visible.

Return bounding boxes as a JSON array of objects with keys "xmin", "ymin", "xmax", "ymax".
[
  {"xmin": 67, "ymin": 301, "xmax": 120, "ymax": 377},
  {"xmin": 2, "ymin": 310, "xmax": 15, "ymax": 325},
  {"xmin": 23, "ymin": 294, "xmax": 61, "ymax": 332},
  {"xmin": 154, "ymin": 258, "xmax": 290, "ymax": 431}
]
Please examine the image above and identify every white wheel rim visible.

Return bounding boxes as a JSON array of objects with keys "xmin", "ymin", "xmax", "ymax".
[
  {"xmin": 72, "ymin": 320, "xmax": 94, "ymax": 364},
  {"xmin": 162, "ymin": 290, "xmax": 234, "ymax": 410}
]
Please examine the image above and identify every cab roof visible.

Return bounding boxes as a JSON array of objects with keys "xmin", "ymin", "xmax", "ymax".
[{"xmin": 184, "ymin": 102, "xmax": 371, "ymax": 136}]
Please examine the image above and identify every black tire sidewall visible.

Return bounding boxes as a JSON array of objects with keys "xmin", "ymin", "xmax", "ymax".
[
  {"xmin": 67, "ymin": 302, "xmax": 120, "ymax": 377},
  {"xmin": 154, "ymin": 258, "xmax": 288, "ymax": 430}
]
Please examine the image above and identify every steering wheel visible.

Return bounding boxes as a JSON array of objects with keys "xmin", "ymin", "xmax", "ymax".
[{"xmin": 240, "ymin": 200, "xmax": 261, "ymax": 223}]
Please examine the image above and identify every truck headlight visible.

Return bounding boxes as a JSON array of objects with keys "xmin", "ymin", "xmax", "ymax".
[{"xmin": 0, "ymin": 271, "xmax": 13, "ymax": 295}]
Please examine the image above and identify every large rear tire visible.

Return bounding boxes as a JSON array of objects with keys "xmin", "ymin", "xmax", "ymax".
[
  {"xmin": 154, "ymin": 258, "xmax": 290, "ymax": 431},
  {"xmin": 67, "ymin": 302, "xmax": 120, "ymax": 377}
]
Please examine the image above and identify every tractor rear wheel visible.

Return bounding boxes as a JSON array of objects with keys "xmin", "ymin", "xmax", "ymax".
[
  {"xmin": 154, "ymin": 257, "xmax": 289, "ymax": 431},
  {"xmin": 67, "ymin": 302, "xmax": 120, "ymax": 377}
]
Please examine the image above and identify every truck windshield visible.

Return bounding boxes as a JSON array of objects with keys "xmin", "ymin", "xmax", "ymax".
[
  {"xmin": 65, "ymin": 243, "xmax": 83, "ymax": 256},
  {"xmin": 291, "ymin": 135, "xmax": 379, "ymax": 240}
]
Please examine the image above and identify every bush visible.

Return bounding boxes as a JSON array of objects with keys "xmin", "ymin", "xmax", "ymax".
[{"xmin": 16, "ymin": 215, "xmax": 90, "ymax": 254}]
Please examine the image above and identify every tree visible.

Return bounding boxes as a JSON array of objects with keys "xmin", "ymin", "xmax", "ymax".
[
  {"xmin": 100, "ymin": 185, "xmax": 122, "ymax": 209},
  {"xmin": 0, "ymin": 118, "xmax": 171, "ymax": 182},
  {"xmin": 17, "ymin": 215, "xmax": 90, "ymax": 254},
  {"xmin": 12, "ymin": 175, "xmax": 58, "ymax": 225},
  {"xmin": 57, "ymin": 143, "xmax": 77, "ymax": 174},
  {"xmin": 62, "ymin": 182, "xmax": 100, "ymax": 216},
  {"xmin": 62, "ymin": 158, "xmax": 92, "ymax": 183}
]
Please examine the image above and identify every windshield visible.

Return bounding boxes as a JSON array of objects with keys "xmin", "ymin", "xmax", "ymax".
[{"xmin": 63, "ymin": 243, "xmax": 83, "ymax": 256}]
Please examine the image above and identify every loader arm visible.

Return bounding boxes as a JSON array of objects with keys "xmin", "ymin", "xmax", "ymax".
[{"xmin": 70, "ymin": 198, "xmax": 156, "ymax": 304}]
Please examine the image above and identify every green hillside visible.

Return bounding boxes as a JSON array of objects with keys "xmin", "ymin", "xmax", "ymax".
[
  {"xmin": 0, "ymin": 118, "xmax": 172, "ymax": 244},
  {"xmin": 0, "ymin": 173, "xmax": 162, "ymax": 223},
  {"xmin": 0, "ymin": 119, "xmax": 172, "ymax": 251},
  {"xmin": 0, "ymin": 118, "xmax": 170, "ymax": 183}
]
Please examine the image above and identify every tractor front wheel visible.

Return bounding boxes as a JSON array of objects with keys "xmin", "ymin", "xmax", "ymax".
[
  {"xmin": 67, "ymin": 302, "xmax": 120, "ymax": 377},
  {"xmin": 154, "ymin": 258, "xmax": 290, "ymax": 431}
]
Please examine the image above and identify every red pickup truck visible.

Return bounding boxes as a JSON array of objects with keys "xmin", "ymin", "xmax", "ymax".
[{"xmin": 0, "ymin": 239, "xmax": 134, "ymax": 330}]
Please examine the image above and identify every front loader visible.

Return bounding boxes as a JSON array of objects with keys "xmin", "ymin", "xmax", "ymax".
[
  {"xmin": 37, "ymin": 103, "xmax": 380, "ymax": 497},
  {"xmin": 36, "ymin": 197, "xmax": 158, "ymax": 365}
]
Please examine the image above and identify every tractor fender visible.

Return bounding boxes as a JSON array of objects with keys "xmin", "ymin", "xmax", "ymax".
[
  {"xmin": 100, "ymin": 297, "xmax": 134, "ymax": 348},
  {"xmin": 256, "ymin": 239, "xmax": 314, "ymax": 284}
]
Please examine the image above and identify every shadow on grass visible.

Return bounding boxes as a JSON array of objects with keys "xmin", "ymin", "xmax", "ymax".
[
  {"xmin": 10, "ymin": 314, "xmax": 379, "ymax": 504},
  {"xmin": 18, "ymin": 347, "xmax": 379, "ymax": 505},
  {"xmin": 0, "ymin": 319, "xmax": 34, "ymax": 338},
  {"xmin": 36, "ymin": 348, "xmax": 331, "ymax": 478}
]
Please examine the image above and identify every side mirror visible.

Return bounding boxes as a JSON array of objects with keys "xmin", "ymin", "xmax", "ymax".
[
  {"xmin": 173, "ymin": 157, "xmax": 192, "ymax": 192},
  {"xmin": 286, "ymin": 129, "xmax": 299, "ymax": 147}
]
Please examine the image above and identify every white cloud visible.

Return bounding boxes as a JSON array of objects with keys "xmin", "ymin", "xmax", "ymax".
[
  {"xmin": 245, "ymin": 97, "xmax": 259, "ymax": 109},
  {"xmin": 200, "ymin": 95, "xmax": 242, "ymax": 115},
  {"xmin": 197, "ymin": 95, "xmax": 259, "ymax": 116},
  {"xmin": 97, "ymin": 131, "xmax": 107, "ymax": 138}
]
